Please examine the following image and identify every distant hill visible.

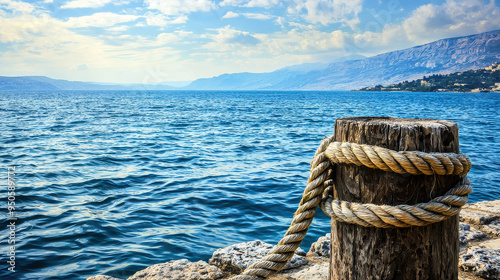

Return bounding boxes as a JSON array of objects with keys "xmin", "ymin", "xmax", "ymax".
[
  {"xmin": 0, "ymin": 77, "xmax": 59, "ymax": 90},
  {"xmin": 184, "ymin": 54, "xmax": 367, "ymax": 90},
  {"xmin": 359, "ymin": 63, "xmax": 500, "ymax": 92},
  {"xmin": 184, "ymin": 30, "xmax": 500, "ymax": 90},
  {"xmin": 0, "ymin": 76, "xmax": 176, "ymax": 91}
]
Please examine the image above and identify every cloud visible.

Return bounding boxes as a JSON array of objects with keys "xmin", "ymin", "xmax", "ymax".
[
  {"xmin": 222, "ymin": 11, "xmax": 272, "ymax": 20},
  {"xmin": 145, "ymin": 0, "xmax": 215, "ymax": 16},
  {"xmin": 275, "ymin": 16, "xmax": 285, "ymax": 27},
  {"xmin": 170, "ymin": 15, "xmax": 188, "ymax": 24},
  {"xmin": 144, "ymin": 12, "xmax": 168, "ymax": 26},
  {"xmin": 219, "ymin": 0, "xmax": 279, "ymax": 8},
  {"xmin": 0, "ymin": 13, "xmax": 54, "ymax": 43},
  {"xmin": 222, "ymin": 11, "xmax": 239, "ymax": 19},
  {"xmin": 226, "ymin": 33, "xmax": 260, "ymax": 45},
  {"xmin": 66, "ymin": 12, "xmax": 139, "ymax": 28},
  {"xmin": 144, "ymin": 12, "xmax": 187, "ymax": 26},
  {"xmin": 204, "ymin": 26, "xmax": 261, "ymax": 50},
  {"xmin": 61, "ymin": 0, "xmax": 114, "ymax": 9},
  {"xmin": 243, "ymin": 0, "xmax": 280, "ymax": 8},
  {"xmin": 0, "ymin": 0, "xmax": 35, "ymax": 13},
  {"xmin": 288, "ymin": 0, "xmax": 363, "ymax": 28},
  {"xmin": 263, "ymin": 29, "xmax": 346, "ymax": 54},
  {"xmin": 157, "ymin": 30, "xmax": 193, "ymax": 44},
  {"xmin": 242, "ymin": 13, "xmax": 273, "ymax": 20},
  {"xmin": 107, "ymin": 25, "xmax": 129, "ymax": 32},
  {"xmin": 202, "ymin": 25, "xmax": 347, "ymax": 59},
  {"xmin": 402, "ymin": 0, "xmax": 500, "ymax": 44},
  {"xmin": 219, "ymin": 0, "xmax": 246, "ymax": 6}
]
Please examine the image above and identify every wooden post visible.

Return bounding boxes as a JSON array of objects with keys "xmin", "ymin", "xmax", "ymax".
[{"xmin": 329, "ymin": 117, "xmax": 461, "ymax": 280}]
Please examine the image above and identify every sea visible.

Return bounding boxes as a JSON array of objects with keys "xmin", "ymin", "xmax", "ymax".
[{"xmin": 0, "ymin": 90, "xmax": 498, "ymax": 280}]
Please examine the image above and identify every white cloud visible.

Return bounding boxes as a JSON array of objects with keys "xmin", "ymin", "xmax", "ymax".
[
  {"xmin": 66, "ymin": 12, "xmax": 139, "ymax": 28},
  {"xmin": 144, "ymin": 12, "xmax": 187, "ymax": 26},
  {"xmin": 144, "ymin": 12, "xmax": 168, "ymax": 26},
  {"xmin": 219, "ymin": 0, "xmax": 279, "ymax": 8},
  {"xmin": 222, "ymin": 11, "xmax": 239, "ymax": 19},
  {"xmin": 157, "ymin": 30, "xmax": 192, "ymax": 44},
  {"xmin": 275, "ymin": 16, "xmax": 285, "ymax": 27},
  {"xmin": 402, "ymin": 0, "xmax": 500, "ymax": 44},
  {"xmin": 145, "ymin": 0, "xmax": 215, "ymax": 16},
  {"xmin": 222, "ymin": 11, "xmax": 273, "ymax": 20},
  {"xmin": 203, "ymin": 24, "xmax": 347, "ymax": 58},
  {"xmin": 242, "ymin": 12, "xmax": 273, "ymax": 20},
  {"xmin": 204, "ymin": 25, "xmax": 261, "ymax": 51},
  {"xmin": 243, "ymin": 0, "xmax": 279, "ymax": 8},
  {"xmin": 264, "ymin": 29, "xmax": 346, "ymax": 54},
  {"xmin": 61, "ymin": 0, "xmax": 113, "ymax": 9},
  {"xmin": 0, "ymin": 0, "xmax": 35, "ymax": 13},
  {"xmin": 288, "ymin": 0, "xmax": 363, "ymax": 28},
  {"xmin": 107, "ymin": 25, "xmax": 129, "ymax": 32},
  {"xmin": 170, "ymin": 15, "xmax": 188, "ymax": 24},
  {"xmin": 219, "ymin": 0, "xmax": 246, "ymax": 7}
]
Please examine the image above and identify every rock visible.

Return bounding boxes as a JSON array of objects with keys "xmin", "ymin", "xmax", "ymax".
[
  {"xmin": 479, "ymin": 239, "xmax": 500, "ymax": 250},
  {"xmin": 86, "ymin": 276, "xmax": 123, "ymax": 280},
  {"xmin": 458, "ymin": 274, "xmax": 481, "ymax": 280},
  {"xmin": 270, "ymin": 262, "xmax": 328, "ymax": 280},
  {"xmin": 307, "ymin": 234, "xmax": 330, "ymax": 257},
  {"xmin": 460, "ymin": 223, "xmax": 488, "ymax": 246},
  {"xmin": 481, "ymin": 221, "xmax": 500, "ymax": 237},
  {"xmin": 127, "ymin": 259, "xmax": 224, "ymax": 280},
  {"xmin": 208, "ymin": 240, "xmax": 307, "ymax": 274},
  {"xmin": 461, "ymin": 200, "xmax": 500, "ymax": 225},
  {"xmin": 460, "ymin": 247, "xmax": 500, "ymax": 279}
]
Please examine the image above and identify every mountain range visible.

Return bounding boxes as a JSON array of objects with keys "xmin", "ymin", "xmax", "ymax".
[
  {"xmin": 1, "ymin": 30, "xmax": 499, "ymax": 91},
  {"xmin": 185, "ymin": 30, "xmax": 500, "ymax": 90},
  {"xmin": 0, "ymin": 76, "xmax": 175, "ymax": 91}
]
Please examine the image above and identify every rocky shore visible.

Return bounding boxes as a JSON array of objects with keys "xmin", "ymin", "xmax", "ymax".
[{"xmin": 88, "ymin": 200, "xmax": 499, "ymax": 280}]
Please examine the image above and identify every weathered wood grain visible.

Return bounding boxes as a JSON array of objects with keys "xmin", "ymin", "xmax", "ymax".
[{"xmin": 329, "ymin": 117, "xmax": 461, "ymax": 280}]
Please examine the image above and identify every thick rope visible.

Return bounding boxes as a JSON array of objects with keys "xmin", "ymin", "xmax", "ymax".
[
  {"xmin": 320, "ymin": 178, "xmax": 471, "ymax": 228},
  {"xmin": 229, "ymin": 138, "xmax": 471, "ymax": 280},
  {"xmin": 325, "ymin": 142, "xmax": 471, "ymax": 176},
  {"xmin": 229, "ymin": 135, "xmax": 336, "ymax": 280}
]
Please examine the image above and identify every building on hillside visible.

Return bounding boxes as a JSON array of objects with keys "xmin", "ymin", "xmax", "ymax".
[{"xmin": 485, "ymin": 63, "xmax": 500, "ymax": 72}]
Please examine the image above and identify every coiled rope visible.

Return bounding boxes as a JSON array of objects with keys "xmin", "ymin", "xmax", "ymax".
[{"xmin": 229, "ymin": 136, "xmax": 471, "ymax": 280}]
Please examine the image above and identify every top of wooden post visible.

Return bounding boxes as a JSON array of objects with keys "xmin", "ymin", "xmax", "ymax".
[
  {"xmin": 337, "ymin": 116, "xmax": 456, "ymax": 128},
  {"xmin": 334, "ymin": 116, "xmax": 459, "ymax": 153}
]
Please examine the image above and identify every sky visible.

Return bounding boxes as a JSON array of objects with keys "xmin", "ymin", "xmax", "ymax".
[{"xmin": 0, "ymin": 0, "xmax": 499, "ymax": 85}]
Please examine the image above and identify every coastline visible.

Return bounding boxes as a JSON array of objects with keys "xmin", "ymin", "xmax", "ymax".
[{"xmin": 87, "ymin": 200, "xmax": 500, "ymax": 280}]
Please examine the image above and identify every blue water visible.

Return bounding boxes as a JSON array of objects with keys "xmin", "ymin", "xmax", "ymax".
[{"xmin": 0, "ymin": 90, "xmax": 498, "ymax": 280}]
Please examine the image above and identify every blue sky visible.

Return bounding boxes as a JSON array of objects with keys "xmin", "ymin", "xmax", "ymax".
[{"xmin": 0, "ymin": 0, "xmax": 499, "ymax": 84}]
